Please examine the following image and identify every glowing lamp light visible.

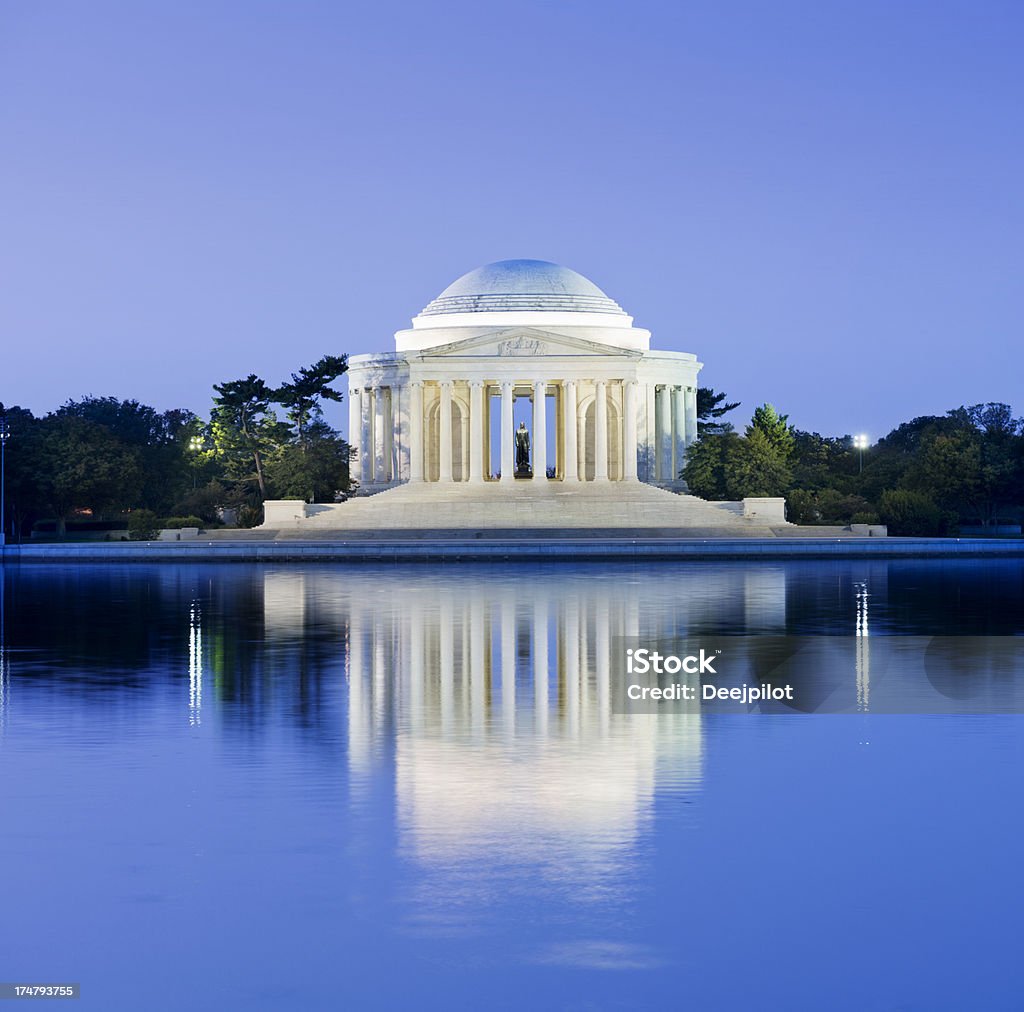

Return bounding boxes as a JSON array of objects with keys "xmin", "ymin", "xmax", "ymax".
[{"xmin": 853, "ymin": 434, "xmax": 869, "ymax": 474}]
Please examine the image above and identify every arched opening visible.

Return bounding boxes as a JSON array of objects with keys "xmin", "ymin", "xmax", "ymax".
[
  {"xmin": 581, "ymin": 397, "xmax": 621, "ymax": 481},
  {"xmin": 426, "ymin": 395, "xmax": 467, "ymax": 482}
]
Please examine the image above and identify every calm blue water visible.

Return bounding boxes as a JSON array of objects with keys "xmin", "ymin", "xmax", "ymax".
[{"xmin": 1, "ymin": 561, "xmax": 1022, "ymax": 1010}]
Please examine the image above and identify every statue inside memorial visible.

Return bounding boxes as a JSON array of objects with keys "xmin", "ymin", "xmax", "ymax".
[{"xmin": 514, "ymin": 421, "xmax": 531, "ymax": 478}]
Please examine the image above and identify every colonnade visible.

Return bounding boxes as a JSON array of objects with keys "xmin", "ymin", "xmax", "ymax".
[{"xmin": 348, "ymin": 377, "xmax": 699, "ymax": 486}]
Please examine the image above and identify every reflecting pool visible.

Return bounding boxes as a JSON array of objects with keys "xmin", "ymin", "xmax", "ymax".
[{"xmin": 1, "ymin": 561, "xmax": 1022, "ymax": 1010}]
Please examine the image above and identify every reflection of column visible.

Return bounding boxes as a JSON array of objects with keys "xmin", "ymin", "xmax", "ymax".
[
  {"xmin": 410, "ymin": 601, "xmax": 424, "ymax": 733},
  {"xmin": 626, "ymin": 595, "xmax": 640, "ymax": 640},
  {"xmin": 594, "ymin": 380, "xmax": 609, "ymax": 481},
  {"xmin": 469, "ymin": 381, "xmax": 484, "ymax": 483},
  {"xmin": 563, "ymin": 381, "xmax": 579, "ymax": 482},
  {"xmin": 579, "ymin": 598, "xmax": 590, "ymax": 725},
  {"xmin": 564, "ymin": 598, "xmax": 580, "ymax": 737},
  {"xmin": 360, "ymin": 388, "xmax": 372, "ymax": 484},
  {"xmin": 684, "ymin": 386, "xmax": 698, "ymax": 447},
  {"xmin": 501, "ymin": 595, "xmax": 515, "ymax": 736},
  {"xmin": 470, "ymin": 597, "xmax": 485, "ymax": 737},
  {"xmin": 657, "ymin": 385, "xmax": 672, "ymax": 480},
  {"xmin": 672, "ymin": 385, "xmax": 685, "ymax": 481},
  {"xmin": 533, "ymin": 596, "xmax": 548, "ymax": 736},
  {"xmin": 409, "ymin": 382, "xmax": 424, "ymax": 482},
  {"xmin": 596, "ymin": 595, "xmax": 610, "ymax": 732},
  {"xmin": 373, "ymin": 616, "xmax": 386, "ymax": 734},
  {"xmin": 500, "ymin": 382, "xmax": 514, "ymax": 483},
  {"xmin": 348, "ymin": 605, "xmax": 369, "ymax": 771},
  {"xmin": 439, "ymin": 381, "xmax": 453, "ymax": 483},
  {"xmin": 623, "ymin": 380, "xmax": 638, "ymax": 481},
  {"xmin": 532, "ymin": 381, "xmax": 547, "ymax": 482},
  {"xmin": 440, "ymin": 597, "xmax": 454, "ymax": 733}
]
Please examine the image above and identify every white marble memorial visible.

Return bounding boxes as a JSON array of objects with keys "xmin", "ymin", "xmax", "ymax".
[{"xmin": 346, "ymin": 259, "xmax": 700, "ymax": 492}]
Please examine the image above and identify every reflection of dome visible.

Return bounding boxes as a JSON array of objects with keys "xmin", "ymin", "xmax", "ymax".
[{"xmin": 419, "ymin": 259, "xmax": 627, "ymax": 318}]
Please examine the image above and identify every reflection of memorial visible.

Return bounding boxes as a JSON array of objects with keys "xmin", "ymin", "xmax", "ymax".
[
  {"xmin": 346, "ymin": 577, "xmax": 704, "ymax": 875},
  {"xmin": 328, "ymin": 567, "xmax": 788, "ymax": 875}
]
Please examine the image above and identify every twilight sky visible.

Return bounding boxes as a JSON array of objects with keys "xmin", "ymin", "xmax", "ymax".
[{"xmin": 1, "ymin": 0, "xmax": 1021, "ymax": 440}]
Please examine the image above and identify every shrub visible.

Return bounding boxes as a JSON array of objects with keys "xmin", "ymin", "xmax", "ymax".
[
  {"xmin": 237, "ymin": 504, "xmax": 263, "ymax": 528},
  {"xmin": 786, "ymin": 489, "xmax": 820, "ymax": 524},
  {"xmin": 786, "ymin": 488, "xmax": 872, "ymax": 525},
  {"xmin": 160, "ymin": 515, "xmax": 204, "ymax": 530},
  {"xmin": 878, "ymin": 489, "xmax": 952, "ymax": 536},
  {"xmin": 128, "ymin": 509, "xmax": 160, "ymax": 541}
]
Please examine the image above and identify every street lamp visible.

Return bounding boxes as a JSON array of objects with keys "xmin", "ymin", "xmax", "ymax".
[
  {"xmin": 853, "ymin": 433, "xmax": 869, "ymax": 474},
  {"xmin": 188, "ymin": 435, "xmax": 205, "ymax": 490},
  {"xmin": 0, "ymin": 409, "xmax": 10, "ymax": 546}
]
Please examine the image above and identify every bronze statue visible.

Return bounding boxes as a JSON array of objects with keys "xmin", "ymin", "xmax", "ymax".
[{"xmin": 515, "ymin": 422, "xmax": 531, "ymax": 476}]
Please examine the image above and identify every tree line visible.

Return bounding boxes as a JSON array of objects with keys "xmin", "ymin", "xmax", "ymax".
[
  {"xmin": 0, "ymin": 355, "xmax": 352, "ymax": 539},
  {"xmin": 2, "ymin": 371, "xmax": 1021, "ymax": 538},
  {"xmin": 687, "ymin": 396, "xmax": 1024, "ymax": 534}
]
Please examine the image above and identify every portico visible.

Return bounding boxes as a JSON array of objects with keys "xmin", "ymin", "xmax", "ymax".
[{"xmin": 347, "ymin": 260, "xmax": 701, "ymax": 492}]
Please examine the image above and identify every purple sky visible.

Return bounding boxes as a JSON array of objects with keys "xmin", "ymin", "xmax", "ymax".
[{"xmin": 1, "ymin": 0, "xmax": 1021, "ymax": 440}]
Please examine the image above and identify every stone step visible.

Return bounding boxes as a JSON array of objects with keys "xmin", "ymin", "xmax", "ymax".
[{"xmin": 263, "ymin": 481, "xmax": 784, "ymax": 532}]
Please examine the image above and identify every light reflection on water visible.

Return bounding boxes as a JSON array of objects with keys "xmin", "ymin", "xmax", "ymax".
[{"xmin": 0, "ymin": 561, "xmax": 1023, "ymax": 1010}]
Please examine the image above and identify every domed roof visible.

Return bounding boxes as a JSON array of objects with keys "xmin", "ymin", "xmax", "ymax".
[{"xmin": 419, "ymin": 259, "xmax": 627, "ymax": 317}]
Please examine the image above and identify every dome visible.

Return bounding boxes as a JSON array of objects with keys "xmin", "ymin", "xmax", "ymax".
[{"xmin": 419, "ymin": 259, "xmax": 628, "ymax": 318}]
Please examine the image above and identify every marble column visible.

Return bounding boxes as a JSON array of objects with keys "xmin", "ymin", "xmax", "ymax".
[
  {"xmin": 672, "ymin": 384, "xmax": 686, "ymax": 481},
  {"xmin": 623, "ymin": 380, "xmax": 638, "ymax": 480},
  {"xmin": 500, "ymin": 381, "xmax": 514, "ymax": 483},
  {"xmin": 409, "ymin": 382, "xmax": 424, "ymax": 482},
  {"xmin": 685, "ymin": 386, "xmax": 698, "ymax": 447},
  {"xmin": 594, "ymin": 380, "xmax": 609, "ymax": 481},
  {"xmin": 439, "ymin": 380, "xmax": 453, "ymax": 483},
  {"xmin": 383, "ymin": 388, "xmax": 394, "ymax": 482},
  {"xmin": 348, "ymin": 387, "xmax": 362, "ymax": 481},
  {"xmin": 373, "ymin": 387, "xmax": 386, "ymax": 482},
  {"xmin": 644, "ymin": 384, "xmax": 657, "ymax": 481},
  {"xmin": 532, "ymin": 380, "xmax": 547, "ymax": 482},
  {"xmin": 469, "ymin": 381, "xmax": 484, "ymax": 483},
  {"xmin": 459, "ymin": 398, "xmax": 469, "ymax": 481},
  {"xmin": 562, "ymin": 381, "xmax": 579, "ymax": 482},
  {"xmin": 657, "ymin": 385, "xmax": 672, "ymax": 481},
  {"xmin": 360, "ymin": 388, "xmax": 372, "ymax": 484}
]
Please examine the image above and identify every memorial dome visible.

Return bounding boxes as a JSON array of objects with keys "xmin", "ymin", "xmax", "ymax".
[{"xmin": 419, "ymin": 259, "xmax": 628, "ymax": 318}]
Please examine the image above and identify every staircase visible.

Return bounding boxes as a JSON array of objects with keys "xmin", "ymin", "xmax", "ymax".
[{"xmin": 257, "ymin": 481, "xmax": 845, "ymax": 538}]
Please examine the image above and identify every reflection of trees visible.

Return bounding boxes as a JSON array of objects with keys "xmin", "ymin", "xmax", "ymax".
[
  {"xmin": 13, "ymin": 558, "xmax": 1023, "ymax": 732},
  {"xmin": 885, "ymin": 561, "xmax": 1024, "ymax": 634},
  {"xmin": 3, "ymin": 566, "xmax": 347, "ymax": 744}
]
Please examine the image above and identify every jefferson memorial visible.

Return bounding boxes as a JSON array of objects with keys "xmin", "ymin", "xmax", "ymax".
[
  {"xmin": 262, "ymin": 259, "xmax": 794, "ymax": 532},
  {"xmin": 346, "ymin": 259, "xmax": 699, "ymax": 489}
]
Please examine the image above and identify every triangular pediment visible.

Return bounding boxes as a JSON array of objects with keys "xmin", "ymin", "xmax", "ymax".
[{"xmin": 415, "ymin": 328, "xmax": 640, "ymax": 360}]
